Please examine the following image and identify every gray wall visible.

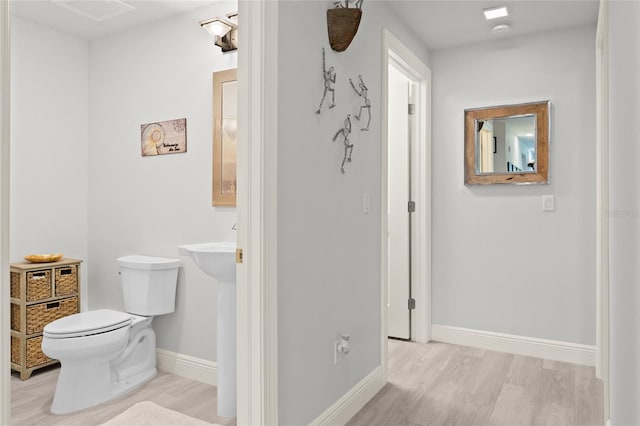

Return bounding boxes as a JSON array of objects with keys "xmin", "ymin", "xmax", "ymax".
[
  {"xmin": 609, "ymin": 1, "xmax": 640, "ymax": 424},
  {"xmin": 430, "ymin": 25, "xmax": 597, "ymax": 345},
  {"xmin": 276, "ymin": 1, "xmax": 428, "ymax": 424}
]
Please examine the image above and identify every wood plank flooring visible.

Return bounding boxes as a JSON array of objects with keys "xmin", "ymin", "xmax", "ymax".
[
  {"xmin": 10, "ymin": 365, "xmax": 235, "ymax": 426},
  {"xmin": 11, "ymin": 340, "xmax": 604, "ymax": 426},
  {"xmin": 347, "ymin": 340, "xmax": 604, "ymax": 426}
]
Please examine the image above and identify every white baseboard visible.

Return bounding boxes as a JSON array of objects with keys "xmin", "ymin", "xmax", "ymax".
[
  {"xmin": 156, "ymin": 349, "xmax": 217, "ymax": 386},
  {"xmin": 431, "ymin": 324, "xmax": 596, "ymax": 366},
  {"xmin": 310, "ymin": 366, "xmax": 384, "ymax": 426},
  {"xmin": 156, "ymin": 353, "xmax": 385, "ymax": 425}
]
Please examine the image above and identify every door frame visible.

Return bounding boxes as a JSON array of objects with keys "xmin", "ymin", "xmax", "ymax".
[
  {"xmin": 380, "ymin": 29, "xmax": 431, "ymax": 382},
  {"xmin": 236, "ymin": 0, "xmax": 279, "ymax": 424},
  {"xmin": 595, "ymin": 0, "xmax": 610, "ymax": 422},
  {"xmin": 1, "ymin": 0, "xmax": 10, "ymax": 423}
]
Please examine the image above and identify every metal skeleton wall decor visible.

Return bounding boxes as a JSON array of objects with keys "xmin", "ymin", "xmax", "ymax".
[
  {"xmin": 316, "ymin": 48, "xmax": 336, "ymax": 114},
  {"xmin": 315, "ymin": 44, "xmax": 373, "ymax": 173},
  {"xmin": 349, "ymin": 74, "xmax": 371, "ymax": 131},
  {"xmin": 332, "ymin": 114, "xmax": 353, "ymax": 173}
]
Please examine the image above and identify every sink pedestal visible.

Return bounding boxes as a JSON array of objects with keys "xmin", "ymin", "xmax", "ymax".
[
  {"xmin": 217, "ymin": 281, "xmax": 236, "ymax": 417},
  {"xmin": 177, "ymin": 242, "xmax": 237, "ymax": 418}
]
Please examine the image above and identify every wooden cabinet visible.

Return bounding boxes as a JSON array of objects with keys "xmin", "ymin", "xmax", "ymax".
[{"xmin": 10, "ymin": 258, "xmax": 81, "ymax": 380}]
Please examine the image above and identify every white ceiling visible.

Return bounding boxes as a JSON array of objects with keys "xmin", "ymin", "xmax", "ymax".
[
  {"xmin": 10, "ymin": 0, "xmax": 599, "ymax": 49},
  {"xmin": 10, "ymin": 0, "xmax": 213, "ymax": 41},
  {"xmin": 391, "ymin": 0, "xmax": 599, "ymax": 51}
]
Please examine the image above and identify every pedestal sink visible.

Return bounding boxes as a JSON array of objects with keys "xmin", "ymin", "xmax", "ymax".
[{"xmin": 178, "ymin": 242, "xmax": 236, "ymax": 418}]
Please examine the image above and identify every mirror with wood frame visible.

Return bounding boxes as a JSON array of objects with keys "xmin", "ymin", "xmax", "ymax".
[
  {"xmin": 212, "ymin": 68, "xmax": 238, "ymax": 206},
  {"xmin": 464, "ymin": 101, "xmax": 550, "ymax": 185}
]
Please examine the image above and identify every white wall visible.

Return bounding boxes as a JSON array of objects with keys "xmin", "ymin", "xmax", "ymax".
[
  {"xmin": 430, "ymin": 25, "xmax": 596, "ymax": 345},
  {"xmin": 10, "ymin": 17, "xmax": 89, "ymax": 306},
  {"xmin": 87, "ymin": 2, "xmax": 237, "ymax": 361},
  {"xmin": 276, "ymin": 1, "xmax": 429, "ymax": 424},
  {"xmin": 608, "ymin": 2, "xmax": 640, "ymax": 424}
]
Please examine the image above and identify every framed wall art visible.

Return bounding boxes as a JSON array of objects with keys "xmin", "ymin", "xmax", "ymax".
[{"xmin": 141, "ymin": 118, "xmax": 187, "ymax": 156}]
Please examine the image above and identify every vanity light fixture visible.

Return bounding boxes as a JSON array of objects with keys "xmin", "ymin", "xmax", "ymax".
[
  {"xmin": 226, "ymin": 12, "xmax": 238, "ymax": 25},
  {"xmin": 483, "ymin": 6, "xmax": 509, "ymax": 20},
  {"xmin": 200, "ymin": 12, "xmax": 238, "ymax": 52}
]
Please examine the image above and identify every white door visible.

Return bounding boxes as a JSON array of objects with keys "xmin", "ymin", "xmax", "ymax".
[{"xmin": 387, "ymin": 63, "xmax": 413, "ymax": 340}]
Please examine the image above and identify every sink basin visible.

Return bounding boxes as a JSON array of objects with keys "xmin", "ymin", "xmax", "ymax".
[{"xmin": 178, "ymin": 242, "xmax": 236, "ymax": 282}]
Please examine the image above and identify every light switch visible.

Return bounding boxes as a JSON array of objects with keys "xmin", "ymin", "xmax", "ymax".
[
  {"xmin": 363, "ymin": 192, "xmax": 370, "ymax": 214},
  {"xmin": 543, "ymin": 195, "xmax": 555, "ymax": 211}
]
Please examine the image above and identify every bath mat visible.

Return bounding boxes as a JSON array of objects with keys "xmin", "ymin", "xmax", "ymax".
[{"xmin": 100, "ymin": 401, "xmax": 220, "ymax": 426}]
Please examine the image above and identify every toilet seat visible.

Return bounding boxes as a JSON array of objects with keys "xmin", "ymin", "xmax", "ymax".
[{"xmin": 44, "ymin": 309, "xmax": 132, "ymax": 339}]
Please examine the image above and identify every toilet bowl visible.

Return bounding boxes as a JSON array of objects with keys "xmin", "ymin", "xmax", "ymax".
[{"xmin": 41, "ymin": 255, "xmax": 180, "ymax": 414}]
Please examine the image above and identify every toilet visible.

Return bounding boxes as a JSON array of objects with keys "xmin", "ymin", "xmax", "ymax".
[{"xmin": 41, "ymin": 255, "xmax": 181, "ymax": 414}]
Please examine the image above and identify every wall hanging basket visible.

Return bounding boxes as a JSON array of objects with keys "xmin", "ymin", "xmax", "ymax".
[{"xmin": 327, "ymin": 8, "xmax": 362, "ymax": 52}]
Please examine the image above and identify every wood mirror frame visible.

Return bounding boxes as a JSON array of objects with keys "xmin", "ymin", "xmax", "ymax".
[
  {"xmin": 212, "ymin": 68, "xmax": 238, "ymax": 206},
  {"xmin": 464, "ymin": 100, "xmax": 550, "ymax": 185}
]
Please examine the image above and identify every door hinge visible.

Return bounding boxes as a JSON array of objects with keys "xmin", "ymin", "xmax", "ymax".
[
  {"xmin": 408, "ymin": 103, "xmax": 416, "ymax": 115},
  {"xmin": 236, "ymin": 248, "xmax": 244, "ymax": 264},
  {"xmin": 408, "ymin": 201, "xmax": 416, "ymax": 213},
  {"xmin": 408, "ymin": 298, "xmax": 416, "ymax": 310}
]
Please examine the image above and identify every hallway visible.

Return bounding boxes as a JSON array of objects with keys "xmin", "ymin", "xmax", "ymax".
[{"xmin": 348, "ymin": 339, "xmax": 603, "ymax": 426}]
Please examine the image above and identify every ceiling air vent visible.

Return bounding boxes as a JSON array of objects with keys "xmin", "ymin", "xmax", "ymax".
[{"xmin": 50, "ymin": 0, "xmax": 135, "ymax": 22}]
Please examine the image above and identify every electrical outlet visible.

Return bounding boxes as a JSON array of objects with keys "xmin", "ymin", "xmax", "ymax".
[
  {"xmin": 334, "ymin": 333, "xmax": 351, "ymax": 364},
  {"xmin": 334, "ymin": 340, "xmax": 344, "ymax": 364}
]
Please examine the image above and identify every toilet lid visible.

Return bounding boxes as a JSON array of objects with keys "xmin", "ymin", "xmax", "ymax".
[{"xmin": 43, "ymin": 309, "xmax": 133, "ymax": 339}]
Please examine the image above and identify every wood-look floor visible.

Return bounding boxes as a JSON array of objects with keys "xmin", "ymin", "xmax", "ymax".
[
  {"xmin": 11, "ymin": 340, "xmax": 604, "ymax": 426},
  {"xmin": 348, "ymin": 339, "xmax": 604, "ymax": 426},
  {"xmin": 10, "ymin": 364, "xmax": 235, "ymax": 426}
]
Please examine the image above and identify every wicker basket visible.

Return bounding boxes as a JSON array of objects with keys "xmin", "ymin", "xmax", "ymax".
[
  {"xmin": 10, "ymin": 336, "xmax": 20, "ymax": 365},
  {"xmin": 24, "ymin": 296, "xmax": 78, "ymax": 335},
  {"xmin": 26, "ymin": 270, "xmax": 52, "ymax": 302},
  {"xmin": 55, "ymin": 265, "xmax": 78, "ymax": 296},
  {"xmin": 10, "ymin": 272, "xmax": 20, "ymax": 299},
  {"xmin": 25, "ymin": 336, "xmax": 52, "ymax": 368},
  {"xmin": 10, "ymin": 303, "xmax": 20, "ymax": 332},
  {"xmin": 11, "ymin": 333, "xmax": 57, "ymax": 374}
]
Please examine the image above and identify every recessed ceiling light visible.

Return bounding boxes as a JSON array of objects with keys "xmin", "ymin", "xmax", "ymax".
[
  {"xmin": 492, "ymin": 23, "xmax": 511, "ymax": 33},
  {"xmin": 484, "ymin": 6, "xmax": 509, "ymax": 20}
]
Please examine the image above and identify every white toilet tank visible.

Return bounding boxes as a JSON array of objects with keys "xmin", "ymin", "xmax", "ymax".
[{"xmin": 117, "ymin": 255, "xmax": 181, "ymax": 316}]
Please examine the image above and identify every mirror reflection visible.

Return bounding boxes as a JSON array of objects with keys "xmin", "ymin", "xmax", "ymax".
[
  {"xmin": 212, "ymin": 68, "xmax": 237, "ymax": 206},
  {"xmin": 464, "ymin": 100, "xmax": 550, "ymax": 185},
  {"xmin": 221, "ymin": 80, "xmax": 238, "ymax": 196},
  {"xmin": 476, "ymin": 115, "xmax": 536, "ymax": 174}
]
